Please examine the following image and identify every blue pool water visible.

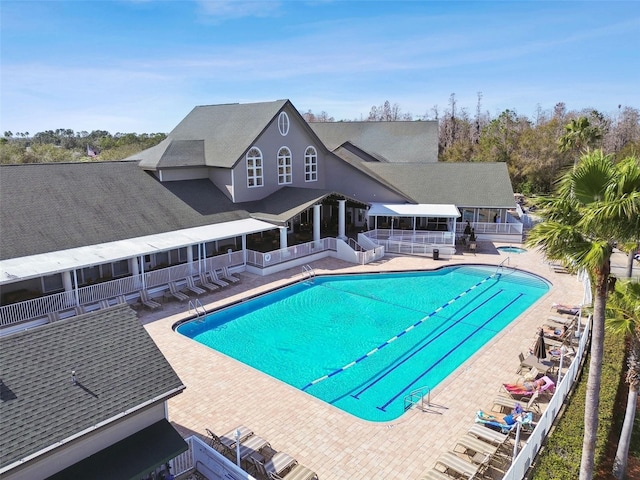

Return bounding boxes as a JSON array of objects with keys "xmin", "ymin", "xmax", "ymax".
[
  {"xmin": 177, "ymin": 265, "xmax": 549, "ymax": 422},
  {"xmin": 497, "ymin": 246, "xmax": 528, "ymax": 254}
]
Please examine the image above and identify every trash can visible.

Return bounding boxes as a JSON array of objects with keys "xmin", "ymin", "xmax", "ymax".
[{"xmin": 433, "ymin": 248, "xmax": 439, "ymax": 260}]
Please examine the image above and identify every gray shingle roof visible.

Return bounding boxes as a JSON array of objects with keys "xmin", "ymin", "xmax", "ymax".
[
  {"xmin": 361, "ymin": 162, "xmax": 516, "ymax": 207},
  {"xmin": 241, "ymin": 187, "xmax": 336, "ymax": 224},
  {"xmin": 0, "ymin": 162, "xmax": 250, "ymax": 260},
  {"xmin": 0, "ymin": 304, "xmax": 184, "ymax": 470},
  {"xmin": 309, "ymin": 121, "xmax": 439, "ymax": 163},
  {"xmin": 130, "ymin": 100, "xmax": 289, "ymax": 169}
]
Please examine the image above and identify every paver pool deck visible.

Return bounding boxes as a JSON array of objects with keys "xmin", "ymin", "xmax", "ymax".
[{"xmin": 140, "ymin": 244, "xmax": 586, "ymax": 479}]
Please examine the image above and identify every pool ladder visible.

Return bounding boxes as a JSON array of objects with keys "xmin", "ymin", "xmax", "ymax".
[
  {"xmin": 404, "ymin": 386, "xmax": 430, "ymax": 412},
  {"xmin": 495, "ymin": 256, "xmax": 510, "ymax": 276},
  {"xmin": 301, "ymin": 264, "xmax": 315, "ymax": 283},
  {"xmin": 189, "ymin": 299, "xmax": 206, "ymax": 321}
]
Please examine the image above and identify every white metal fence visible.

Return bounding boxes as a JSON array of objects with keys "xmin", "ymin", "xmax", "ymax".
[
  {"xmin": 502, "ymin": 283, "xmax": 593, "ymax": 478},
  {"xmin": 245, "ymin": 237, "xmax": 336, "ymax": 268}
]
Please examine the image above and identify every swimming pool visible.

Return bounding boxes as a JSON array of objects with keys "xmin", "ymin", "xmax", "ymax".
[{"xmin": 177, "ymin": 265, "xmax": 549, "ymax": 422}]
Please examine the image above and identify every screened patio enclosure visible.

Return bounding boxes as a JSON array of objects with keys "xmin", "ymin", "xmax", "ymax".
[{"xmin": 367, "ymin": 203, "xmax": 460, "ymax": 245}]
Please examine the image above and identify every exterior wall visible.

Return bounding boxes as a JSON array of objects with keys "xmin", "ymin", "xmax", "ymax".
[
  {"xmin": 231, "ymin": 105, "xmax": 327, "ymax": 203},
  {"xmin": 3, "ymin": 403, "xmax": 167, "ymax": 480},
  {"xmin": 208, "ymin": 167, "xmax": 234, "ymax": 201},
  {"xmin": 159, "ymin": 167, "xmax": 209, "ymax": 182},
  {"xmin": 322, "ymin": 154, "xmax": 407, "ymax": 203}
]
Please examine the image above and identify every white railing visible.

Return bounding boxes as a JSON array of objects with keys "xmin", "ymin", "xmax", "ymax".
[
  {"xmin": 455, "ymin": 222, "xmax": 523, "ymax": 235},
  {"xmin": 368, "ymin": 229, "xmax": 455, "ymax": 245},
  {"xmin": 246, "ymin": 238, "xmax": 336, "ymax": 268},
  {"xmin": 355, "ymin": 245, "xmax": 385, "ymax": 265},
  {"xmin": 0, "ymin": 251, "xmax": 246, "ymax": 327}
]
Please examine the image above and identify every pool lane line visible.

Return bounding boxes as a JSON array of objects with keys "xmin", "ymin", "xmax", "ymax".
[
  {"xmin": 300, "ymin": 272, "xmax": 501, "ymax": 391},
  {"xmin": 349, "ymin": 288, "xmax": 504, "ymax": 400},
  {"xmin": 376, "ymin": 292, "xmax": 525, "ymax": 412}
]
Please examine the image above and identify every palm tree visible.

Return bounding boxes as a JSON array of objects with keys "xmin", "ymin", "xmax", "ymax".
[
  {"xmin": 526, "ymin": 151, "xmax": 640, "ymax": 480},
  {"xmin": 558, "ymin": 117, "xmax": 602, "ymax": 167},
  {"xmin": 606, "ymin": 280, "xmax": 640, "ymax": 480}
]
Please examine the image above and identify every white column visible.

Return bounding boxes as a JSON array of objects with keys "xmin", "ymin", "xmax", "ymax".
[
  {"xmin": 279, "ymin": 226, "xmax": 288, "ymax": 249},
  {"xmin": 241, "ymin": 235, "xmax": 247, "ymax": 266},
  {"xmin": 338, "ymin": 199, "xmax": 347, "ymax": 240},
  {"xmin": 313, "ymin": 204, "xmax": 321, "ymax": 248},
  {"xmin": 187, "ymin": 244, "xmax": 194, "ymax": 274},
  {"xmin": 129, "ymin": 257, "xmax": 139, "ymax": 277},
  {"xmin": 62, "ymin": 271, "xmax": 73, "ymax": 292}
]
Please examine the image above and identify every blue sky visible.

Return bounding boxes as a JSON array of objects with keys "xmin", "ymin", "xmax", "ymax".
[{"xmin": 1, "ymin": 1, "xmax": 639, "ymax": 134}]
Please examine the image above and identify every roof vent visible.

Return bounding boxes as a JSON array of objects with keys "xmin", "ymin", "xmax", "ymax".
[{"xmin": 71, "ymin": 370, "xmax": 77, "ymax": 385}]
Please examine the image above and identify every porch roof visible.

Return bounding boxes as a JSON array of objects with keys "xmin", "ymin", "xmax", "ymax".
[
  {"xmin": 0, "ymin": 218, "xmax": 276, "ymax": 285},
  {"xmin": 368, "ymin": 203, "xmax": 460, "ymax": 218}
]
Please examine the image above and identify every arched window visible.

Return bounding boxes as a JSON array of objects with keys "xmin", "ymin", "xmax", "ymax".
[
  {"xmin": 246, "ymin": 147, "xmax": 263, "ymax": 188},
  {"xmin": 304, "ymin": 146, "xmax": 317, "ymax": 182},
  {"xmin": 277, "ymin": 147, "xmax": 292, "ymax": 185},
  {"xmin": 278, "ymin": 112, "xmax": 289, "ymax": 136}
]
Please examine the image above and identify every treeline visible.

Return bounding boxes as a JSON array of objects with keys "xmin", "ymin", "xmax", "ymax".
[
  {"xmin": 0, "ymin": 129, "xmax": 166, "ymax": 164},
  {"xmin": 2, "ymin": 96, "xmax": 639, "ymax": 195},
  {"xmin": 305, "ymin": 97, "xmax": 640, "ymax": 194}
]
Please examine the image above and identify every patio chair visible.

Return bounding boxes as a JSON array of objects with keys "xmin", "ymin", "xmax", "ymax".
[
  {"xmin": 206, "ymin": 426, "xmax": 253, "ymax": 459},
  {"xmin": 168, "ymin": 281, "xmax": 190, "ymax": 301},
  {"xmin": 185, "ymin": 276, "xmax": 206, "ymax": 295},
  {"xmin": 475, "ymin": 410, "xmax": 534, "ymax": 436},
  {"xmin": 492, "ymin": 394, "xmax": 541, "ymax": 415},
  {"xmin": 236, "ymin": 434, "xmax": 271, "ymax": 466},
  {"xmin": 199, "ymin": 272, "xmax": 220, "ymax": 292},
  {"xmin": 453, "ymin": 434, "xmax": 499, "ymax": 462},
  {"xmin": 207, "ymin": 270, "xmax": 229, "ymax": 288},
  {"xmin": 501, "ymin": 375, "xmax": 555, "ymax": 399},
  {"xmin": 271, "ymin": 463, "xmax": 319, "ymax": 480},
  {"xmin": 221, "ymin": 266, "xmax": 241, "ymax": 283},
  {"xmin": 219, "ymin": 425, "xmax": 254, "ymax": 449},
  {"xmin": 139, "ymin": 289, "xmax": 161, "ymax": 309},
  {"xmin": 434, "ymin": 451, "xmax": 488, "ymax": 479},
  {"xmin": 249, "ymin": 451, "xmax": 297, "ymax": 479},
  {"xmin": 421, "ymin": 470, "xmax": 458, "ymax": 480},
  {"xmin": 547, "ymin": 314, "xmax": 578, "ymax": 326},
  {"xmin": 467, "ymin": 424, "xmax": 510, "ymax": 448}
]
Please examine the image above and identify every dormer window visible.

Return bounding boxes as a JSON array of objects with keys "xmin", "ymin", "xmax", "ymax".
[
  {"xmin": 278, "ymin": 112, "xmax": 289, "ymax": 136},
  {"xmin": 277, "ymin": 147, "xmax": 292, "ymax": 185},
  {"xmin": 246, "ymin": 147, "xmax": 263, "ymax": 188},
  {"xmin": 304, "ymin": 146, "xmax": 317, "ymax": 182}
]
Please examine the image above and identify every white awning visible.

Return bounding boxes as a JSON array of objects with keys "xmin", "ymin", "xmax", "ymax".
[
  {"xmin": 368, "ymin": 203, "xmax": 460, "ymax": 218},
  {"xmin": 0, "ymin": 218, "xmax": 277, "ymax": 284}
]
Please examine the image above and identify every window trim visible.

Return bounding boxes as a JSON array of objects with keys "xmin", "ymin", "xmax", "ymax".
[
  {"xmin": 304, "ymin": 146, "xmax": 318, "ymax": 182},
  {"xmin": 246, "ymin": 146, "xmax": 264, "ymax": 188},
  {"xmin": 278, "ymin": 112, "xmax": 290, "ymax": 136},
  {"xmin": 277, "ymin": 146, "xmax": 292, "ymax": 185}
]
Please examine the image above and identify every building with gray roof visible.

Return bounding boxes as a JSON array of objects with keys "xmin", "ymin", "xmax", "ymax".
[
  {"xmin": 0, "ymin": 97, "xmax": 522, "ymax": 477},
  {"xmin": 0, "ymin": 305, "xmax": 186, "ymax": 479}
]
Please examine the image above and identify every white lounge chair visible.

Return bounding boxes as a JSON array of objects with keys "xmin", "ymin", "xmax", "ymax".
[
  {"xmin": 199, "ymin": 273, "xmax": 220, "ymax": 292},
  {"xmin": 208, "ymin": 270, "xmax": 229, "ymax": 288},
  {"xmin": 140, "ymin": 289, "xmax": 161, "ymax": 309},
  {"xmin": 221, "ymin": 266, "xmax": 240, "ymax": 283},
  {"xmin": 168, "ymin": 282, "xmax": 189, "ymax": 301},
  {"xmin": 185, "ymin": 276, "xmax": 206, "ymax": 295}
]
